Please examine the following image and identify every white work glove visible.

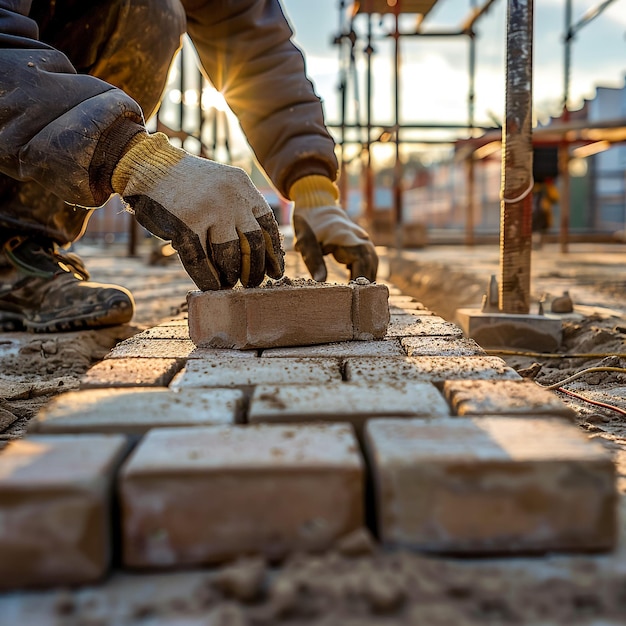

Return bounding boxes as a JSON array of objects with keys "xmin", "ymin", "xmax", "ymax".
[
  {"xmin": 290, "ymin": 175, "xmax": 378, "ymax": 282},
  {"xmin": 111, "ymin": 132, "xmax": 284, "ymax": 290}
]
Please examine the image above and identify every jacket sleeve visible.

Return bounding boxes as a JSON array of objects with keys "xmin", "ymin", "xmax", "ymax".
[
  {"xmin": 183, "ymin": 0, "xmax": 338, "ymax": 198},
  {"xmin": 0, "ymin": 2, "xmax": 145, "ymax": 207}
]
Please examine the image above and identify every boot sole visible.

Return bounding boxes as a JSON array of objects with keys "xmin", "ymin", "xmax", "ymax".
[{"xmin": 1, "ymin": 301, "xmax": 133, "ymax": 333}]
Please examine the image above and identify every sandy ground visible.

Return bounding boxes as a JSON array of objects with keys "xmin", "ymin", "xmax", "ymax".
[{"xmin": 1, "ymin": 240, "xmax": 626, "ymax": 624}]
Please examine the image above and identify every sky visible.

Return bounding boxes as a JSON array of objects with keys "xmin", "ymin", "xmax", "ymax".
[{"xmin": 279, "ymin": 0, "xmax": 626, "ymax": 145}]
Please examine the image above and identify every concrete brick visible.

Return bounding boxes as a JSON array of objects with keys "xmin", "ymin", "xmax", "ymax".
[
  {"xmin": 0, "ymin": 434, "xmax": 128, "ymax": 589},
  {"xmin": 107, "ymin": 339, "xmax": 196, "ymax": 359},
  {"xmin": 351, "ymin": 283, "xmax": 390, "ymax": 340},
  {"xmin": 132, "ymin": 326, "xmax": 190, "ymax": 340},
  {"xmin": 119, "ymin": 424, "xmax": 364, "ymax": 567},
  {"xmin": 443, "ymin": 379, "xmax": 575, "ymax": 418},
  {"xmin": 187, "ymin": 281, "xmax": 389, "ymax": 349},
  {"xmin": 99, "ymin": 334, "xmax": 257, "ymax": 361},
  {"xmin": 188, "ymin": 347, "xmax": 259, "ymax": 359},
  {"xmin": 345, "ymin": 356, "xmax": 521, "ymax": 384},
  {"xmin": 249, "ymin": 382, "xmax": 449, "ymax": 435},
  {"xmin": 389, "ymin": 304, "xmax": 434, "ymax": 315},
  {"xmin": 261, "ymin": 339, "xmax": 405, "ymax": 359},
  {"xmin": 365, "ymin": 417, "xmax": 616, "ymax": 554},
  {"xmin": 456, "ymin": 308, "xmax": 563, "ymax": 352},
  {"xmin": 80, "ymin": 358, "xmax": 182, "ymax": 389},
  {"xmin": 387, "ymin": 314, "xmax": 465, "ymax": 338},
  {"xmin": 187, "ymin": 283, "xmax": 354, "ymax": 349},
  {"xmin": 157, "ymin": 319, "xmax": 188, "ymax": 327},
  {"xmin": 401, "ymin": 336, "xmax": 486, "ymax": 357},
  {"xmin": 30, "ymin": 388, "xmax": 243, "ymax": 435},
  {"xmin": 170, "ymin": 357, "xmax": 342, "ymax": 389},
  {"xmin": 388, "ymin": 295, "xmax": 422, "ymax": 306},
  {"xmin": 388, "ymin": 297, "xmax": 431, "ymax": 314}
]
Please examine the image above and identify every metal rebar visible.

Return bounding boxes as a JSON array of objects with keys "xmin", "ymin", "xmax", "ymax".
[
  {"xmin": 393, "ymin": 9, "xmax": 403, "ymax": 233},
  {"xmin": 499, "ymin": 0, "xmax": 534, "ymax": 314}
]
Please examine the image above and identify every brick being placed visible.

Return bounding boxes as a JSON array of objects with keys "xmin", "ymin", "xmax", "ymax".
[
  {"xmin": 187, "ymin": 278, "xmax": 389, "ymax": 350},
  {"xmin": 119, "ymin": 424, "xmax": 364, "ymax": 568},
  {"xmin": 0, "ymin": 434, "xmax": 128, "ymax": 589},
  {"xmin": 365, "ymin": 417, "xmax": 616, "ymax": 554}
]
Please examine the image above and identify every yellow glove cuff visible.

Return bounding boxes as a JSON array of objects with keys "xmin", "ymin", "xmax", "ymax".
[
  {"xmin": 112, "ymin": 132, "xmax": 185, "ymax": 195},
  {"xmin": 289, "ymin": 175, "xmax": 339, "ymax": 209}
]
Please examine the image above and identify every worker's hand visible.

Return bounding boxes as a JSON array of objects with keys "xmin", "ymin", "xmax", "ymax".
[
  {"xmin": 290, "ymin": 176, "xmax": 378, "ymax": 282},
  {"xmin": 112, "ymin": 133, "xmax": 284, "ymax": 291}
]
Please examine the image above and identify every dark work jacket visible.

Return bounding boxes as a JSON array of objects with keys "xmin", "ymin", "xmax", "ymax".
[{"xmin": 0, "ymin": 0, "xmax": 338, "ymax": 207}]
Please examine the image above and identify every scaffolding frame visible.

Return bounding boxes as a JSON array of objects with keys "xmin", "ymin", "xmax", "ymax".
[{"xmin": 330, "ymin": 0, "xmax": 500, "ymax": 236}]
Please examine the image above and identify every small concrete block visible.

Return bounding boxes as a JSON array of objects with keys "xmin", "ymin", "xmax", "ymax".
[
  {"xmin": 401, "ymin": 336, "xmax": 485, "ymax": 357},
  {"xmin": 390, "ymin": 305, "xmax": 434, "ymax": 315},
  {"xmin": 170, "ymin": 357, "xmax": 342, "ymax": 389},
  {"xmin": 31, "ymin": 388, "xmax": 243, "ymax": 435},
  {"xmin": 351, "ymin": 283, "xmax": 390, "ymax": 340},
  {"xmin": 119, "ymin": 424, "xmax": 364, "ymax": 567},
  {"xmin": 345, "ymin": 356, "xmax": 521, "ymax": 384},
  {"xmin": 157, "ymin": 319, "xmax": 188, "ymax": 327},
  {"xmin": 249, "ymin": 381, "xmax": 449, "ymax": 434},
  {"xmin": 365, "ymin": 417, "xmax": 616, "ymax": 554},
  {"xmin": 387, "ymin": 314, "xmax": 465, "ymax": 338},
  {"xmin": 106, "ymin": 339, "xmax": 196, "ymax": 359},
  {"xmin": 443, "ymin": 379, "xmax": 575, "ymax": 418},
  {"xmin": 80, "ymin": 358, "xmax": 182, "ymax": 389},
  {"xmin": 389, "ymin": 298, "xmax": 429, "ymax": 312},
  {"xmin": 187, "ymin": 283, "xmax": 354, "ymax": 349},
  {"xmin": 261, "ymin": 339, "xmax": 405, "ymax": 359},
  {"xmin": 388, "ymin": 295, "xmax": 421, "ymax": 306},
  {"xmin": 0, "ymin": 434, "xmax": 128, "ymax": 589},
  {"xmin": 456, "ymin": 308, "xmax": 563, "ymax": 352}
]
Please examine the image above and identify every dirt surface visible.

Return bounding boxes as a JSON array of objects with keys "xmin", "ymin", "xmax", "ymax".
[
  {"xmin": 0, "ymin": 326, "xmax": 140, "ymax": 447},
  {"xmin": 2, "ymin": 242, "xmax": 626, "ymax": 624}
]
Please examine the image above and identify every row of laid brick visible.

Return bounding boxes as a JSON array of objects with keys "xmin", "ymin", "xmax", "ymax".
[
  {"xmin": 0, "ymin": 416, "xmax": 616, "ymax": 590},
  {"xmin": 32, "ymin": 378, "xmax": 575, "ymax": 436}
]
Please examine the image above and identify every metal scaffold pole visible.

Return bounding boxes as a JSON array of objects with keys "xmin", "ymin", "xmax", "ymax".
[{"xmin": 499, "ymin": 0, "xmax": 534, "ymax": 314}]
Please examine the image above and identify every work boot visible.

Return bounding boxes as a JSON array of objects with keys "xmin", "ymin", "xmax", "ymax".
[{"xmin": 0, "ymin": 236, "xmax": 134, "ymax": 332}]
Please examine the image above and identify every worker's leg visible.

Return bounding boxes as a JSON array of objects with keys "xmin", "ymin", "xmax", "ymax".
[{"xmin": 0, "ymin": 0, "xmax": 186, "ymax": 330}]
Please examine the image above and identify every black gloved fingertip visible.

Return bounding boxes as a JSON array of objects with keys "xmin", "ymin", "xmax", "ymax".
[{"xmin": 313, "ymin": 265, "xmax": 327, "ymax": 282}]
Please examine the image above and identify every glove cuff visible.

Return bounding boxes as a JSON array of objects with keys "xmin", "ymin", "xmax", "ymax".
[
  {"xmin": 111, "ymin": 132, "xmax": 185, "ymax": 195},
  {"xmin": 289, "ymin": 175, "xmax": 338, "ymax": 210}
]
